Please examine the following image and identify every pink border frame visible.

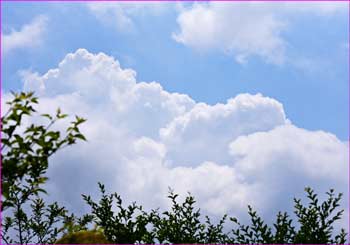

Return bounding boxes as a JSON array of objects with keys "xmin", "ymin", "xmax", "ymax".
[{"xmin": 0, "ymin": 0, "xmax": 349, "ymax": 244}]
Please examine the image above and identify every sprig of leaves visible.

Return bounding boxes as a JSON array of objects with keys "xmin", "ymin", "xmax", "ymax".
[{"xmin": 1, "ymin": 92, "xmax": 87, "ymax": 244}]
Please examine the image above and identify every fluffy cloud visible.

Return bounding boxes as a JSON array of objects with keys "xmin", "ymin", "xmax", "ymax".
[
  {"xmin": 173, "ymin": 2, "xmax": 346, "ymax": 64},
  {"xmin": 230, "ymin": 125, "xmax": 347, "ymax": 180},
  {"xmin": 2, "ymin": 15, "xmax": 48, "ymax": 54},
  {"xmin": 15, "ymin": 49, "xmax": 347, "ymax": 224},
  {"xmin": 160, "ymin": 94, "xmax": 287, "ymax": 166}
]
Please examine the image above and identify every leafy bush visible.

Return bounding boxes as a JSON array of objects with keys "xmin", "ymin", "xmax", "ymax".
[
  {"xmin": 80, "ymin": 183, "xmax": 347, "ymax": 244},
  {"xmin": 81, "ymin": 183, "xmax": 152, "ymax": 243},
  {"xmin": 1, "ymin": 92, "xmax": 87, "ymax": 244},
  {"xmin": 229, "ymin": 187, "xmax": 347, "ymax": 244}
]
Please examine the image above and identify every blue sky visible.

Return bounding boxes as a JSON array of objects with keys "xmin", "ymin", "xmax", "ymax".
[
  {"xmin": 1, "ymin": 2, "xmax": 349, "ymax": 231},
  {"xmin": 2, "ymin": 2, "xmax": 349, "ymax": 140}
]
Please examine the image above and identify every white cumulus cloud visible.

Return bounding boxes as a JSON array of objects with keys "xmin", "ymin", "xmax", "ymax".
[
  {"xmin": 160, "ymin": 94, "xmax": 288, "ymax": 166},
  {"xmin": 173, "ymin": 2, "xmax": 347, "ymax": 65},
  {"xmin": 13, "ymin": 49, "xmax": 348, "ymax": 226}
]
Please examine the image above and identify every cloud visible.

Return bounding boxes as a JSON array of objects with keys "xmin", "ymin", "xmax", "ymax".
[
  {"xmin": 160, "ymin": 94, "xmax": 287, "ymax": 166},
  {"xmin": 173, "ymin": 3, "xmax": 286, "ymax": 65},
  {"xmin": 86, "ymin": 2, "xmax": 169, "ymax": 32},
  {"xmin": 16, "ymin": 49, "xmax": 348, "ymax": 225},
  {"xmin": 173, "ymin": 2, "xmax": 346, "ymax": 65},
  {"xmin": 230, "ymin": 124, "xmax": 347, "ymax": 180},
  {"xmin": 2, "ymin": 15, "xmax": 48, "ymax": 54}
]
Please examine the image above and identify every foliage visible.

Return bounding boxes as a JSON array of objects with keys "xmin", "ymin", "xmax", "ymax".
[
  {"xmin": 293, "ymin": 187, "xmax": 347, "ymax": 244},
  {"xmin": 81, "ymin": 184, "xmax": 347, "ymax": 244},
  {"xmin": 229, "ymin": 187, "xmax": 347, "ymax": 244},
  {"xmin": 148, "ymin": 189, "xmax": 224, "ymax": 243},
  {"xmin": 1, "ymin": 92, "xmax": 87, "ymax": 244},
  {"xmin": 82, "ymin": 183, "xmax": 152, "ymax": 243},
  {"xmin": 148, "ymin": 190, "xmax": 203, "ymax": 243},
  {"xmin": 2, "ymin": 197, "xmax": 67, "ymax": 244}
]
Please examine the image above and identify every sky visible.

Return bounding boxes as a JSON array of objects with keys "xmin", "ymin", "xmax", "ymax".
[{"xmin": 1, "ymin": 1, "xmax": 349, "ymax": 231}]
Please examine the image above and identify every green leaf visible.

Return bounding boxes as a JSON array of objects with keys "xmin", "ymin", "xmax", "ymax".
[{"xmin": 41, "ymin": 114, "xmax": 53, "ymax": 120}]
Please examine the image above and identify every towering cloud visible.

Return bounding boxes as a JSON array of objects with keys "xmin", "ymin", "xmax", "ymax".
[{"xmin": 14, "ymin": 49, "xmax": 347, "ymax": 226}]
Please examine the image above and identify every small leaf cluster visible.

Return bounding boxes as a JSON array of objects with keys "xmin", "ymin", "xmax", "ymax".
[
  {"xmin": 2, "ymin": 198, "xmax": 67, "ymax": 244},
  {"xmin": 2, "ymin": 92, "xmax": 86, "ymax": 209},
  {"xmin": 82, "ymin": 183, "xmax": 151, "ymax": 243},
  {"xmin": 149, "ymin": 190, "xmax": 227, "ymax": 243},
  {"xmin": 1, "ymin": 92, "xmax": 87, "ymax": 244},
  {"xmin": 293, "ymin": 187, "xmax": 347, "ymax": 244},
  {"xmin": 229, "ymin": 187, "xmax": 347, "ymax": 244}
]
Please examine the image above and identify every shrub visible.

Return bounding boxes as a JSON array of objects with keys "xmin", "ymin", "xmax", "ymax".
[
  {"xmin": 1, "ymin": 92, "xmax": 87, "ymax": 244},
  {"xmin": 81, "ymin": 184, "xmax": 347, "ymax": 244}
]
